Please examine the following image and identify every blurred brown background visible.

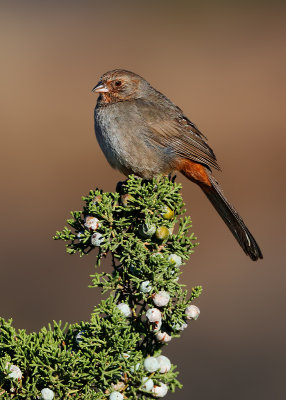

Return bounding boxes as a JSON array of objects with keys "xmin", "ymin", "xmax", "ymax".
[{"xmin": 1, "ymin": 1, "xmax": 285, "ymax": 399}]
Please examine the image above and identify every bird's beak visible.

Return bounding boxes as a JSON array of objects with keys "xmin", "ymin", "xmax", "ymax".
[{"xmin": 92, "ymin": 82, "xmax": 109, "ymax": 93}]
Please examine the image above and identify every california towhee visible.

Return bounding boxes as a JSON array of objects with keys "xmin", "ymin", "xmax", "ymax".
[{"xmin": 92, "ymin": 69, "xmax": 263, "ymax": 261}]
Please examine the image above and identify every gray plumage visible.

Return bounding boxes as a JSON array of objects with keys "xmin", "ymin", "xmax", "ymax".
[{"xmin": 93, "ymin": 69, "xmax": 263, "ymax": 261}]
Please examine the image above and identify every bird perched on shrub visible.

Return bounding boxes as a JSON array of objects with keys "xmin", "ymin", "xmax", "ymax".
[{"xmin": 92, "ymin": 69, "xmax": 263, "ymax": 261}]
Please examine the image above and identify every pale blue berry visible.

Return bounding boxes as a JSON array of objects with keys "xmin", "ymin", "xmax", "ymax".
[
  {"xmin": 152, "ymin": 382, "xmax": 168, "ymax": 397},
  {"xmin": 84, "ymin": 216, "xmax": 100, "ymax": 230},
  {"xmin": 168, "ymin": 254, "xmax": 182, "ymax": 267},
  {"xmin": 91, "ymin": 232, "xmax": 104, "ymax": 246},
  {"xmin": 141, "ymin": 376, "xmax": 154, "ymax": 391},
  {"xmin": 109, "ymin": 391, "xmax": 123, "ymax": 400},
  {"xmin": 117, "ymin": 303, "xmax": 132, "ymax": 317},
  {"xmin": 185, "ymin": 304, "xmax": 200, "ymax": 320},
  {"xmin": 155, "ymin": 331, "xmax": 172, "ymax": 343},
  {"xmin": 7, "ymin": 364, "xmax": 22, "ymax": 380},
  {"xmin": 144, "ymin": 356, "xmax": 160, "ymax": 372},
  {"xmin": 40, "ymin": 388, "xmax": 55, "ymax": 400},
  {"xmin": 156, "ymin": 355, "xmax": 171, "ymax": 373},
  {"xmin": 153, "ymin": 291, "xmax": 170, "ymax": 307},
  {"xmin": 140, "ymin": 281, "xmax": 152, "ymax": 293},
  {"xmin": 146, "ymin": 308, "xmax": 161, "ymax": 322}
]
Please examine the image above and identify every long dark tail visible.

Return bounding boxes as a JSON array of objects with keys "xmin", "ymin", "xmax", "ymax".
[{"xmin": 200, "ymin": 175, "xmax": 263, "ymax": 261}]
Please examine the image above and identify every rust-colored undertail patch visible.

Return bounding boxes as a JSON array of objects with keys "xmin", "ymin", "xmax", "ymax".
[{"xmin": 175, "ymin": 158, "xmax": 212, "ymax": 187}]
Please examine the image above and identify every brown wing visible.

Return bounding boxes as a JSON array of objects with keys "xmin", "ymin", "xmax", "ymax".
[{"xmin": 136, "ymin": 99, "xmax": 221, "ymax": 171}]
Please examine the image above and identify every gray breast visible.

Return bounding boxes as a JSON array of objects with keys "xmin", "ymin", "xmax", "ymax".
[{"xmin": 94, "ymin": 102, "xmax": 172, "ymax": 179}]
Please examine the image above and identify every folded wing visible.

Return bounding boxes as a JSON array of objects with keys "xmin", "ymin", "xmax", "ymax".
[{"xmin": 135, "ymin": 99, "xmax": 221, "ymax": 171}]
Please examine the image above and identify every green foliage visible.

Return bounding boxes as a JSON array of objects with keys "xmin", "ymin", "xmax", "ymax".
[{"xmin": 0, "ymin": 176, "xmax": 201, "ymax": 399}]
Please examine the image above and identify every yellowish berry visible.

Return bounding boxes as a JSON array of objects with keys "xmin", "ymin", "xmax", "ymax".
[
  {"xmin": 155, "ymin": 226, "xmax": 169, "ymax": 240},
  {"xmin": 161, "ymin": 205, "xmax": 174, "ymax": 220}
]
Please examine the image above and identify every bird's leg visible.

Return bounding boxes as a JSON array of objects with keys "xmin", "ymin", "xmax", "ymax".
[{"xmin": 168, "ymin": 173, "xmax": 177, "ymax": 182}]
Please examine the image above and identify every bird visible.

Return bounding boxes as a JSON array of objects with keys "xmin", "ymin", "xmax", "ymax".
[{"xmin": 92, "ymin": 69, "xmax": 263, "ymax": 261}]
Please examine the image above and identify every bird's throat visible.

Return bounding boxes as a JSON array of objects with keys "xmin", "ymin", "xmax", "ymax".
[{"xmin": 99, "ymin": 92, "xmax": 113, "ymax": 105}]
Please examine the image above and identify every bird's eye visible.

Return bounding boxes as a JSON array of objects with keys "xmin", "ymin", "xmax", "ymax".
[{"xmin": 114, "ymin": 80, "xmax": 122, "ymax": 87}]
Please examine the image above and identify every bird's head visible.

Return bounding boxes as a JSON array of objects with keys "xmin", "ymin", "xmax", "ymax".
[{"xmin": 92, "ymin": 69, "xmax": 148, "ymax": 104}]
